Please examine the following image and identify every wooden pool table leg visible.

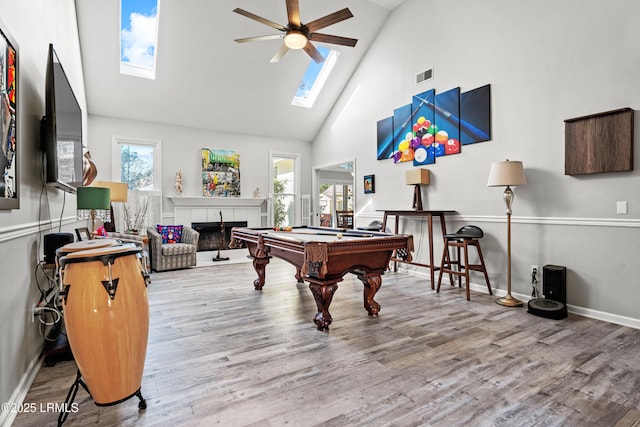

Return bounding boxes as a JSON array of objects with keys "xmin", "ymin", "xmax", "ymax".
[
  {"xmin": 252, "ymin": 256, "xmax": 270, "ymax": 290},
  {"xmin": 307, "ymin": 279, "xmax": 341, "ymax": 331},
  {"xmin": 356, "ymin": 273, "xmax": 382, "ymax": 317}
]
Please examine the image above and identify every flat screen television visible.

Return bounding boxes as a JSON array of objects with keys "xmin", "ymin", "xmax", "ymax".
[{"xmin": 41, "ymin": 43, "xmax": 83, "ymax": 193}]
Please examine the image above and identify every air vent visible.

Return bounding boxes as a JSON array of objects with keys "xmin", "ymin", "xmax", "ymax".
[{"xmin": 416, "ymin": 68, "xmax": 433, "ymax": 84}]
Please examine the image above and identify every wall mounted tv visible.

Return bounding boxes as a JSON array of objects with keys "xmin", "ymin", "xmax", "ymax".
[{"xmin": 41, "ymin": 43, "xmax": 84, "ymax": 193}]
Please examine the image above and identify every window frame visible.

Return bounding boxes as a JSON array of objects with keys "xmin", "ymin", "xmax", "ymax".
[{"xmin": 112, "ymin": 135, "xmax": 162, "ymax": 194}]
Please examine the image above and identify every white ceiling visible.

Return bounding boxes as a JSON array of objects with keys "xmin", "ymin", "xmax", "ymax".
[{"xmin": 75, "ymin": 0, "xmax": 405, "ymax": 142}]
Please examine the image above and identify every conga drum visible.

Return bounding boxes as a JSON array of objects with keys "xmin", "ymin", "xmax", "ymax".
[
  {"xmin": 59, "ymin": 243, "xmax": 149, "ymax": 405},
  {"xmin": 55, "ymin": 239, "xmax": 119, "ymax": 267}
]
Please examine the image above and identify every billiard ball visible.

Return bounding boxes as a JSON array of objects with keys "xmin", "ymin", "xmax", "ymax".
[
  {"xmin": 336, "ymin": 233, "xmax": 343, "ymax": 239},
  {"xmin": 414, "ymin": 146, "xmax": 428, "ymax": 163}
]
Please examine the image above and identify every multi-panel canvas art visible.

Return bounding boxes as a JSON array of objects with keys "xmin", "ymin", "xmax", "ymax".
[
  {"xmin": 392, "ymin": 104, "xmax": 413, "ymax": 163},
  {"xmin": 434, "ymin": 87, "xmax": 461, "ymax": 157},
  {"xmin": 377, "ymin": 84, "xmax": 492, "ymax": 168},
  {"xmin": 201, "ymin": 148, "xmax": 240, "ymax": 197},
  {"xmin": 460, "ymin": 84, "xmax": 491, "ymax": 145},
  {"xmin": 376, "ymin": 116, "xmax": 394, "ymax": 160},
  {"xmin": 411, "ymin": 89, "xmax": 436, "ymax": 166}
]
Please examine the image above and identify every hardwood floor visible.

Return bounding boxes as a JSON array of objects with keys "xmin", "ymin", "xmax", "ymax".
[{"xmin": 13, "ymin": 258, "xmax": 640, "ymax": 426}]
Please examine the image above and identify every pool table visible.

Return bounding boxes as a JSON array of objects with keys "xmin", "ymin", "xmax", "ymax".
[{"xmin": 230, "ymin": 226, "xmax": 413, "ymax": 330}]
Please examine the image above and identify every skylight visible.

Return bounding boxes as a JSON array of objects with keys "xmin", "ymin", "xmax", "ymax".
[
  {"xmin": 120, "ymin": 0, "xmax": 159, "ymax": 79},
  {"xmin": 291, "ymin": 46, "xmax": 339, "ymax": 109}
]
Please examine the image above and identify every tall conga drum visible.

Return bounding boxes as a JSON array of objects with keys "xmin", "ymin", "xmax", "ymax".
[{"xmin": 59, "ymin": 243, "xmax": 149, "ymax": 405}]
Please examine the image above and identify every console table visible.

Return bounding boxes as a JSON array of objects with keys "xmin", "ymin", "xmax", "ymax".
[{"xmin": 380, "ymin": 210, "xmax": 457, "ymax": 289}]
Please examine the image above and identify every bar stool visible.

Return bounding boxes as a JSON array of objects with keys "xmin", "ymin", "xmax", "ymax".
[{"xmin": 436, "ymin": 225, "xmax": 492, "ymax": 301}]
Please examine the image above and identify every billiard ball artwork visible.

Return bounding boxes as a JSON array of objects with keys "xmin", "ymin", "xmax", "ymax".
[{"xmin": 384, "ymin": 85, "xmax": 491, "ymax": 168}]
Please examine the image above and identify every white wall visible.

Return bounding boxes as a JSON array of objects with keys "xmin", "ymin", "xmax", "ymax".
[
  {"xmin": 312, "ymin": 0, "xmax": 640, "ymax": 323},
  {"xmin": 0, "ymin": 0, "xmax": 86, "ymax": 421},
  {"xmin": 86, "ymin": 114, "xmax": 313, "ymax": 222}
]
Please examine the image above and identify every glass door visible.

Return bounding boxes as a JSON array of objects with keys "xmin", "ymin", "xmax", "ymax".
[{"xmin": 269, "ymin": 153, "xmax": 300, "ymax": 228}]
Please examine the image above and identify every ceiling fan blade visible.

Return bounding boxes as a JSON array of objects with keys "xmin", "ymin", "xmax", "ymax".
[
  {"xmin": 303, "ymin": 42, "xmax": 325, "ymax": 63},
  {"xmin": 270, "ymin": 44, "xmax": 290, "ymax": 63},
  {"xmin": 235, "ymin": 34, "xmax": 284, "ymax": 43},
  {"xmin": 305, "ymin": 8, "xmax": 353, "ymax": 33},
  {"xmin": 233, "ymin": 8, "xmax": 287, "ymax": 32},
  {"xmin": 286, "ymin": 0, "xmax": 301, "ymax": 27},
  {"xmin": 309, "ymin": 33, "xmax": 358, "ymax": 47}
]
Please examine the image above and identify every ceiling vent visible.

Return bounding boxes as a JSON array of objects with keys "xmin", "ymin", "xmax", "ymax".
[{"xmin": 416, "ymin": 68, "xmax": 433, "ymax": 85}]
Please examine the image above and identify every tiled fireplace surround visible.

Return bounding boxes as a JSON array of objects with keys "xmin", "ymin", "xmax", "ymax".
[{"xmin": 168, "ymin": 197, "xmax": 266, "ymax": 250}]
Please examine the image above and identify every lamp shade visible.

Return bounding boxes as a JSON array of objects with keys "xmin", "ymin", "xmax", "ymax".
[
  {"xmin": 92, "ymin": 181, "xmax": 128, "ymax": 202},
  {"xmin": 77, "ymin": 186, "xmax": 111, "ymax": 210},
  {"xmin": 405, "ymin": 168, "xmax": 430, "ymax": 185},
  {"xmin": 487, "ymin": 160, "xmax": 527, "ymax": 187}
]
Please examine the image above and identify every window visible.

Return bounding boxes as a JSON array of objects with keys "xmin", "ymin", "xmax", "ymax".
[
  {"xmin": 120, "ymin": 0, "xmax": 160, "ymax": 79},
  {"xmin": 291, "ymin": 46, "xmax": 338, "ymax": 109},
  {"xmin": 112, "ymin": 136, "xmax": 162, "ymax": 192},
  {"xmin": 269, "ymin": 153, "xmax": 300, "ymax": 228}
]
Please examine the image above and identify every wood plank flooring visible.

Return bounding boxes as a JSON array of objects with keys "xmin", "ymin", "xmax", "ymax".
[{"xmin": 12, "ymin": 258, "xmax": 640, "ymax": 426}]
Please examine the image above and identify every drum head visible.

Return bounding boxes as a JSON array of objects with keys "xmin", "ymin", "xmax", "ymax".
[
  {"xmin": 58, "ymin": 239, "xmax": 119, "ymax": 254},
  {"xmin": 59, "ymin": 244, "xmax": 141, "ymax": 267},
  {"xmin": 63, "ymin": 243, "xmax": 139, "ymax": 259}
]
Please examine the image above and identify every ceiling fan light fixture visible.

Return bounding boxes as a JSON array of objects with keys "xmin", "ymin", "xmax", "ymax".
[{"xmin": 284, "ymin": 31, "xmax": 308, "ymax": 49}]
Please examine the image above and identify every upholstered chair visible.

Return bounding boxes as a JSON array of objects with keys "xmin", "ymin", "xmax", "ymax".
[{"xmin": 146, "ymin": 226, "xmax": 199, "ymax": 272}]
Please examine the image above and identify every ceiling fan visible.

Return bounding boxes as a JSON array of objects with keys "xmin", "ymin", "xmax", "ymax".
[{"xmin": 233, "ymin": 0, "xmax": 358, "ymax": 63}]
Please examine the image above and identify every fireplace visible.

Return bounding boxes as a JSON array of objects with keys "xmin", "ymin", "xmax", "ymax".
[{"xmin": 192, "ymin": 221, "xmax": 247, "ymax": 251}]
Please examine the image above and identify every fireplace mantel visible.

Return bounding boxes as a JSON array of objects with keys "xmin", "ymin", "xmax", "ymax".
[
  {"xmin": 169, "ymin": 197, "xmax": 266, "ymax": 228},
  {"xmin": 168, "ymin": 196, "xmax": 266, "ymax": 208}
]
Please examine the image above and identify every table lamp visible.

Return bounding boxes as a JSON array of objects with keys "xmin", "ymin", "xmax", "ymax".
[
  {"xmin": 487, "ymin": 159, "xmax": 527, "ymax": 307},
  {"xmin": 77, "ymin": 186, "xmax": 111, "ymax": 238},
  {"xmin": 405, "ymin": 168, "xmax": 430, "ymax": 210},
  {"xmin": 92, "ymin": 181, "xmax": 128, "ymax": 232}
]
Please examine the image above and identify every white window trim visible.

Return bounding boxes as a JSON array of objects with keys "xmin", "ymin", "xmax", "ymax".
[
  {"xmin": 112, "ymin": 135, "xmax": 162, "ymax": 194},
  {"xmin": 268, "ymin": 151, "xmax": 301, "ymax": 226}
]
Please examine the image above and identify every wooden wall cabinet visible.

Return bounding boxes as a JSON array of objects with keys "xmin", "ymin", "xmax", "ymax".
[{"xmin": 564, "ymin": 108, "xmax": 634, "ymax": 175}]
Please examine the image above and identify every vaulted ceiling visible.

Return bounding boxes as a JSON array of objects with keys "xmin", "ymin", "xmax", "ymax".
[{"xmin": 75, "ymin": 0, "xmax": 405, "ymax": 142}]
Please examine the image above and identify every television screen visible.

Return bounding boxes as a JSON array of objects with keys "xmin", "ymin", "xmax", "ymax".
[{"xmin": 42, "ymin": 44, "xmax": 83, "ymax": 193}]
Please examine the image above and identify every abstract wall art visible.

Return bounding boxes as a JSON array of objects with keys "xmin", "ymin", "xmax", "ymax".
[
  {"xmin": 201, "ymin": 148, "xmax": 240, "ymax": 197},
  {"xmin": 0, "ymin": 17, "xmax": 18, "ymax": 209}
]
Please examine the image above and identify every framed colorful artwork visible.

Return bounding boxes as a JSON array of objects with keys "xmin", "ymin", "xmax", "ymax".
[
  {"xmin": 0, "ymin": 17, "xmax": 19, "ymax": 209},
  {"xmin": 201, "ymin": 148, "xmax": 241, "ymax": 197},
  {"xmin": 364, "ymin": 175, "xmax": 375, "ymax": 194}
]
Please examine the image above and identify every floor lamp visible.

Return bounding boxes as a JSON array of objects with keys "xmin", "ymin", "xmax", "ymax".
[
  {"xmin": 77, "ymin": 186, "xmax": 111, "ymax": 239},
  {"xmin": 487, "ymin": 159, "xmax": 527, "ymax": 307},
  {"xmin": 92, "ymin": 181, "xmax": 128, "ymax": 232}
]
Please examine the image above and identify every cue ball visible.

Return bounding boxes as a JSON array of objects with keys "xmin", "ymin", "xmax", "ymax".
[{"xmin": 336, "ymin": 233, "xmax": 343, "ymax": 239}]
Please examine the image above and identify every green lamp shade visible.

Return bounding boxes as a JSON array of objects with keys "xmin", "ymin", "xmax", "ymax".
[{"xmin": 77, "ymin": 186, "xmax": 111, "ymax": 210}]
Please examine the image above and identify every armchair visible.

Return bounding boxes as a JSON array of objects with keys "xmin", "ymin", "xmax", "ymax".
[{"xmin": 146, "ymin": 226, "xmax": 199, "ymax": 272}]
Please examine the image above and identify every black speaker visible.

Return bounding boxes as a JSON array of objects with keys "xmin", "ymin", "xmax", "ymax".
[
  {"xmin": 43, "ymin": 233, "xmax": 74, "ymax": 264},
  {"xmin": 543, "ymin": 265, "xmax": 567, "ymax": 304},
  {"xmin": 528, "ymin": 265, "xmax": 567, "ymax": 319}
]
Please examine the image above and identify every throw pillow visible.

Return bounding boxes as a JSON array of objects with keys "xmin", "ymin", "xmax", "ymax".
[
  {"xmin": 95, "ymin": 226, "xmax": 108, "ymax": 237},
  {"xmin": 156, "ymin": 224, "xmax": 183, "ymax": 244}
]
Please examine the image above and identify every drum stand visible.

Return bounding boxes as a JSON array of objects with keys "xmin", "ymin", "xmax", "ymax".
[{"xmin": 57, "ymin": 369, "xmax": 147, "ymax": 426}]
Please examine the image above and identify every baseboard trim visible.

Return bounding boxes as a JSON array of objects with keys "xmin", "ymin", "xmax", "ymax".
[
  {"xmin": 0, "ymin": 349, "xmax": 44, "ymax": 427},
  {"xmin": 400, "ymin": 268, "xmax": 640, "ymax": 330}
]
